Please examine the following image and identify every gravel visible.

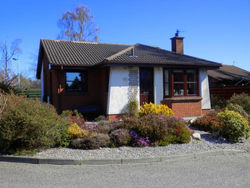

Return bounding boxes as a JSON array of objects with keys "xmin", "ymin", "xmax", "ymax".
[{"xmin": 28, "ymin": 129, "xmax": 250, "ymax": 160}]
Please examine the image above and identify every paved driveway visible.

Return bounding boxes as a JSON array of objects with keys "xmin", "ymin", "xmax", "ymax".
[{"xmin": 0, "ymin": 152, "xmax": 249, "ymax": 188}]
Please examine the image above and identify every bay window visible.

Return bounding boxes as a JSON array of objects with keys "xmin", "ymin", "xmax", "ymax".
[{"xmin": 164, "ymin": 69, "xmax": 199, "ymax": 97}]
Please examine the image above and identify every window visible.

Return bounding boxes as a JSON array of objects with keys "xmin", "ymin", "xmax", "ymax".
[
  {"xmin": 173, "ymin": 70, "xmax": 185, "ymax": 96},
  {"xmin": 187, "ymin": 70, "xmax": 197, "ymax": 95},
  {"xmin": 164, "ymin": 69, "xmax": 198, "ymax": 97},
  {"xmin": 164, "ymin": 69, "xmax": 170, "ymax": 96},
  {"xmin": 65, "ymin": 71, "xmax": 88, "ymax": 92}
]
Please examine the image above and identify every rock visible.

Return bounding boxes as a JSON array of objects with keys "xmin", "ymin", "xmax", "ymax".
[{"xmin": 192, "ymin": 133, "xmax": 201, "ymax": 140}]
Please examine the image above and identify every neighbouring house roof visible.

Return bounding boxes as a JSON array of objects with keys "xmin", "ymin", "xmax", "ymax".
[
  {"xmin": 208, "ymin": 65, "xmax": 250, "ymax": 86},
  {"xmin": 37, "ymin": 39, "xmax": 221, "ymax": 79}
]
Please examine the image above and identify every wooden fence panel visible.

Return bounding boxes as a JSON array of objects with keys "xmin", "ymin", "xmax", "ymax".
[{"xmin": 210, "ymin": 86, "xmax": 250, "ymax": 99}]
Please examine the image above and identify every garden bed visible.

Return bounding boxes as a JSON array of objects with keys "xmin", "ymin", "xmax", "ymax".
[{"xmin": 24, "ymin": 129, "xmax": 250, "ymax": 160}]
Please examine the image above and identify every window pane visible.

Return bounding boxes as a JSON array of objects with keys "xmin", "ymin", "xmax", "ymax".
[
  {"xmin": 164, "ymin": 70, "xmax": 169, "ymax": 96},
  {"xmin": 164, "ymin": 83, "xmax": 169, "ymax": 96},
  {"xmin": 164, "ymin": 70, "xmax": 169, "ymax": 82},
  {"xmin": 187, "ymin": 70, "xmax": 196, "ymax": 82},
  {"xmin": 173, "ymin": 71, "xmax": 184, "ymax": 82},
  {"xmin": 66, "ymin": 72, "xmax": 87, "ymax": 92},
  {"xmin": 187, "ymin": 83, "xmax": 196, "ymax": 95},
  {"xmin": 174, "ymin": 84, "xmax": 184, "ymax": 96}
]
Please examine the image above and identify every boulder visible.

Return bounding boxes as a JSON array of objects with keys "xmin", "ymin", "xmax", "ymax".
[{"xmin": 192, "ymin": 133, "xmax": 201, "ymax": 140}]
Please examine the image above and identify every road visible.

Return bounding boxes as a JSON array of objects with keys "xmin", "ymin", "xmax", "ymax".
[{"xmin": 0, "ymin": 152, "xmax": 249, "ymax": 188}]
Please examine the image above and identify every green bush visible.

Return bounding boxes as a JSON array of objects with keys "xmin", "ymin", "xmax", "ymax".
[
  {"xmin": 226, "ymin": 103, "xmax": 248, "ymax": 120},
  {"xmin": 109, "ymin": 128, "xmax": 131, "ymax": 147},
  {"xmin": 227, "ymin": 93, "xmax": 250, "ymax": 115},
  {"xmin": 217, "ymin": 109, "xmax": 250, "ymax": 142},
  {"xmin": 0, "ymin": 94, "xmax": 71, "ymax": 154},
  {"xmin": 159, "ymin": 124, "xmax": 191, "ymax": 146},
  {"xmin": 210, "ymin": 94, "xmax": 227, "ymax": 109},
  {"xmin": 126, "ymin": 100, "xmax": 139, "ymax": 116}
]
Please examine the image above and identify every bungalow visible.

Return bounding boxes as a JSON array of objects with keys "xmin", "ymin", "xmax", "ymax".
[
  {"xmin": 36, "ymin": 32, "xmax": 221, "ymax": 120},
  {"xmin": 208, "ymin": 65, "xmax": 250, "ymax": 99}
]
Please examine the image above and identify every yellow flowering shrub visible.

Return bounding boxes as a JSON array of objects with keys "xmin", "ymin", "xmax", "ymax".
[
  {"xmin": 217, "ymin": 109, "xmax": 249, "ymax": 142},
  {"xmin": 139, "ymin": 102, "xmax": 174, "ymax": 116},
  {"xmin": 67, "ymin": 123, "xmax": 89, "ymax": 138}
]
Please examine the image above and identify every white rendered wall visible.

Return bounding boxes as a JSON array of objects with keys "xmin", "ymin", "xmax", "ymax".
[
  {"xmin": 200, "ymin": 69, "xmax": 211, "ymax": 109},
  {"xmin": 107, "ymin": 66, "xmax": 139, "ymax": 115},
  {"xmin": 154, "ymin": 67, "xmax": 163, "ymax": 105},
  {"xmin": 40, "ymin": 63, "xmax": 44, "ymax": 102}
]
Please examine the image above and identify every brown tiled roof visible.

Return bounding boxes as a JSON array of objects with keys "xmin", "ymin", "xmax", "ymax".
[
  {"xmin": 208, "ymin": 65, "xmax": 250, "ymax": 82},
  {"xmin": 37, "ymin": 39, "xmax": 221, "ymax": 78}
]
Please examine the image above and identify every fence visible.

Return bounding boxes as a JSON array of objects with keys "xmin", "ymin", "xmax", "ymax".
[{"xmin": 210, "ymin": 86, "xmax": 250, "ymax": 99}]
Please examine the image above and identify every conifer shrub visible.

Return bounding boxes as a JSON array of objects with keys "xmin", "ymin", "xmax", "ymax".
[{"xmin": 126, "ymin": 100, "xmax": 139, "ymax": 116}]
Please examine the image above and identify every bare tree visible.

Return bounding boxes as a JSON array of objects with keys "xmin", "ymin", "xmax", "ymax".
[
  {"xmin": 0, "ymin": 39, "xmax": 21, "ymax": 85},
  {"xmin": 58, "ymin": 5, "xmax": 99, "ymax": 41}
]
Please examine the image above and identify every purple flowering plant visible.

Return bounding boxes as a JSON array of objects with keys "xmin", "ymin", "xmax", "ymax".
[{"xmin": 129, "ymin": 130, "xmax": 150, "ymax": 147}]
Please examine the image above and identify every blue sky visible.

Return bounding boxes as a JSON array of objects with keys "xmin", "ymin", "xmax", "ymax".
[{"xmin": 0, "ymin": 0, "xmax": 250, "ymax": 79}]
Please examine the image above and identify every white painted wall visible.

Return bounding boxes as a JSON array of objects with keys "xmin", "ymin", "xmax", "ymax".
[
  {"xmin": 107, "ymin": 66, "xmax": 139, "ymax": 115},
  {"xmin": 154, "ymin": 67, "xmax": 164, "ymax": 105},
  {"xmin": 40, "ymin": 63, "xmax": 44, "ymax": 102},
  {"xmin": 200, "ymin": 69, "xmax": 211, "ymax": 109}
]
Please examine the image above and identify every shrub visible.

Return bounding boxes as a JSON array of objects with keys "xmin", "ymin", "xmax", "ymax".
[
  {"xmin": 95, "ymin": 120, "xmax": 123, "ymax": 134},
  {"xmin": 0, "ymin": 94, "xmax": 71, "ymax": 154},
  {"xmin": 0, "ymin": 82, "xmax": 20, "ymax": 94},
  {"xmin": 94, "ymin": 115, "xmax": 107, "ymax": 122},
  {"xmin": 71, "ymin": 133, "xmax": 110, "ymax": 149},
  {"xmin": 109, "ymin": 128, "xmax": 131, "ymax": 147},
  {"xmin": 191, "ymin": 111, "xmax": 220, "ymax": 132},
  {"xmin": 126, "ymin": 100, "xmax": 139, "ymax": 116},
  {"xmin": 61, "ymin": 110, "xmax": 85, "ymax": 128},
  {"xmin": 139, "ymin": 102, "xmax": 174, "ymax": 116},
  {"xmin": 210, "ymin": 94, "xmax": 227, "ymax": 109},
  {"xmin": 226, "ymin": 103, "xmax": 248, "ymax": 120},
  {"xmin": 124, "ymin": 114, "xmax": 189, "ymax": 144},
  {"xmin": 227, "ymin": 93, "xmax": 250, "ymax": 115},
  {"xmin": 67, "ymin": 123, "xmax": 89, "ymax": 138},
  {"xmin": 217, "ymin": 109, "xmax": 250, "ymax": 142},
  {"xmin": 159, "ymin": 123, "xmax": 191, "ymax": 146},
  {"xmin": 0, "ymin": 93, "xmax": 8, "ymax": 119},
  {"xmin": 129, "ymin": 130, "xmax": 150, "ymax": 147}
]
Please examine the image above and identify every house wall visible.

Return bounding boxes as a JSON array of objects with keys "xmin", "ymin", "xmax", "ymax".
[
  {"xmin": 154, "ymin": 67, "xmax": 164, "ymax": 105},
  {"xmin": 199, "ymin": 69, "xmax": 211, "ymax": 109},
  {"xmin": 107, "ymin": 66, "xmax": 139, "ymax": 116},
  {"xmin": 40, "ymin": 63, "xmax": 44, "ymax": 102},
  {"xmin": 41, "ymin": 54, "xmax": 109, "ymax": 116}
]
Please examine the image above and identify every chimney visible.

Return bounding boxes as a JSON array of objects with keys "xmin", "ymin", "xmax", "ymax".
[{"xmin": 171, "ymin": 30, "xmax": 184, "ymax": 54}]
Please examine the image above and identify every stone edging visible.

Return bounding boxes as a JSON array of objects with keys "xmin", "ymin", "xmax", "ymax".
[{"xmin": 0, "ymin": 149, "xmax": 246, "ymax": 166}]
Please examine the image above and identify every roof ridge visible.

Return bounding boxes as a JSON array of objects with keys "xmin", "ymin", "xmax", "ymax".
[
  {"xmin": 40, "ymin": 39, "xmax": 131, "ymax": 46},
  {"xmin": 105, "ymin": 45, "xmax": 134, "ymax": 61}
]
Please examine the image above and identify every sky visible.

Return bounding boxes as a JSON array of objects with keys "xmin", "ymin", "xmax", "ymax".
[{"xmin": 0, "ymin": 0, "xmax": 250, "ymax": 79}]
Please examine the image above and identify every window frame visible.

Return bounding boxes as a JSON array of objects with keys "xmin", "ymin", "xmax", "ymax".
[
  {"xmin": 163, "ymin": 68, "xmax": 199, "ymax": 98},
  {"xmin": 64, "ymin": 70, "xmax": 88, "ymax": 93}
]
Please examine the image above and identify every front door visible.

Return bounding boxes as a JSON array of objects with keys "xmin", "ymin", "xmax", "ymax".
[{"xmin": 139, "ymin": 67, "xmax": 154, "ymax": 105}]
